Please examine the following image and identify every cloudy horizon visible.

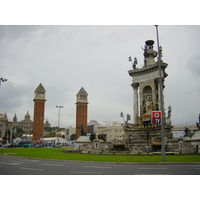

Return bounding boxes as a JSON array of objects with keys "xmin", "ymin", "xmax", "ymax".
[{"xmin": 0, "ymin": 25, "xmax": 200, "ymax": 128}]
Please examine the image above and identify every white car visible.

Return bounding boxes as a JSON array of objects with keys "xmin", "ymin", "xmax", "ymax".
[{"xmin": 4, "ymin": 143, "xmax": 11, "ymax": 148}]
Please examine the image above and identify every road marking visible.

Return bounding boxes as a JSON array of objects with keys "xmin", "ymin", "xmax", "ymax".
[
  {"xmin": 0, "ymin": 162, "xmax": 20, "ymax": 165},
  {"xmin": 7, "ymin": 153, "xmax": 18, "ymax": 154},
  {"xmin": 194, "ymin": 168, "xmax": 200, "ymax": 170},
  {"xmin": 137, "ymin": 168, "xmax": 167, "ymax": 170},
  {"xmin": 42, "ymin": 163, "xmax": 63, "ymax": 167},
  {"xmin": 70, "ymin": 171, "xmax": 102, "ymax": 174},
  {"xmin": 84, "ymin": 166, "xmax": 111, "ymax": 169},
  {"xmin": 20, "ymin": 167, "xmax": 44, "ymax": 171},
  {"xmin": 134, "ymin": 174, "xmax": 171, "ymax": 175},
  {"xmin": 10, "ymin": 160, "xmax": 26, "ymax": 164},
  {"xmin": 20, "ymin": 159, "xmax": 39, "ymax": 162}
]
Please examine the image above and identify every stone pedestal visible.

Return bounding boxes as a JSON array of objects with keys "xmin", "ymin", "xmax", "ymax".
[
  {"xmin": 76, "ymin": 136, "xmax": 90, "ymax": 142},
  {"xmin": 124, "ymin": 127, "xmax": 173, "ymax": 154},
  {"xmin": 74, "ymin": 136, "xmax": 91, "ymax": 150}
]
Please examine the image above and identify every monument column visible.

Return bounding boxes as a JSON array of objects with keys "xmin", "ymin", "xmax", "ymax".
[
  {"xmin": 155, "ymin": 78, "xmax": 160, "ymax": 110},
  {"xmin": 76, "ymin": 87, "xmax": 88, "ymax": 140},
  {"xmin": 155, "ymin": 78, "xmax": 164, "ymax": 111},
  {"xmin": 131, "ymin": 83, "xmax": 139, "ymax": 125},
  {"xmin": 33, "ymin": 83, "xmax": 46, "ymax": 140}
]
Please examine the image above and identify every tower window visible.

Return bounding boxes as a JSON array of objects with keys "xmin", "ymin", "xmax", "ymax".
[
  {"xmin": 37, "ymin": 92, "xmax": 44, "ymax": 97},
  {"xmin": 80, "ymin": 95, "xmax": 86, "ymax": 100}
]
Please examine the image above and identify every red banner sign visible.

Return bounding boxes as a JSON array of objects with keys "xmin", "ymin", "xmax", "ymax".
[{"xmin": 151, "ymin": 111, "xmax": 162, "ymax": 124}]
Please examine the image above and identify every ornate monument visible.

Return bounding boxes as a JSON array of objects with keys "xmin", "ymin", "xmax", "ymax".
[
  {"xmin": 128, "ymin": 40, "xmax": 168, "ymax": 127},
  {"xmin": 125, "ymin": 40, "xmax": 173, "ymax": 153}
]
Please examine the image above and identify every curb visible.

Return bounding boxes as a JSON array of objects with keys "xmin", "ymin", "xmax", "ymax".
[{"xmin": 1, "ymin": 154, "xmax": 200, "ymax": 165}]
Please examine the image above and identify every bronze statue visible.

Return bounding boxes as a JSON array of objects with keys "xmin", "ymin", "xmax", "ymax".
[{"xmin": 78, "ymin": 125, "xmax": 87, "ymax": 136}]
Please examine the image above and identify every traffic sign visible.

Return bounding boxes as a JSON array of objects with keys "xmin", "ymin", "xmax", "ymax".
[{"xmin": 151, "ymin": 111, "xmax": 162, "ymax": 124}]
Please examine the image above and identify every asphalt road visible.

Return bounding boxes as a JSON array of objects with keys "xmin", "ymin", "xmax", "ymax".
[{"xmin": 1, "ymin": 155, "xmax": 200, "ymax": 175}]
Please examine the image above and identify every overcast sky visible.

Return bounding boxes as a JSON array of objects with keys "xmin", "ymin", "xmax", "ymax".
[{"xmin": 0, "ymin": 25, "xmax": 200, "ymax": 127}]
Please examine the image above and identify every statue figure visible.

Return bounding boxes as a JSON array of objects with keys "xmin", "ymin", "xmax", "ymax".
[
  {"xmin": 167, "ymin": 105, "xmax": 172, "ymax": 120},
  {"xmin": 143, "ymin": 95, "xmax": 153, "ymax": 118},
  {"xmin": 98, "ymin": 133, "xmax": 106, "ymax": 141},
  {"xmin": 142, "ymin": 95, "xmax": 153, "ymax": 127},
  {"xmin": 184, "ymin": 127, "xmax": 189, "ymax": 137},
  {"xmin": 196, "ymin": 123, "xmax": 200, "ymax": 130},
  {"xmin": 166, "ymin": 105, "xmax": 172, "ymax": 126},
  {"xmin": 199, "ymin": 113, "xmax": 200, "ymax": 124},
  {"xmin": 78, "ymin": 125, "xmax": 87, "ymax": 136},
  {"xmin": 90, "ymin": 133, "xmax": 96, "ymax": 141}
]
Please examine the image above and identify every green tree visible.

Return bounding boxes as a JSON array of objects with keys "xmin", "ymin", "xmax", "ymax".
[
  {"xmin": 43, "ymin": 132, "xmax": 56, "ymax": 138},
  {"xmin": 70, "ymin": 134, "xmax": 76, "ymax": 140},
  {"xmin": 14, "ymin": 128, "xmax": 24, "ymax": 138}
]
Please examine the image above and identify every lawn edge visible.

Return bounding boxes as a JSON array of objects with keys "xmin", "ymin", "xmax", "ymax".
[{"xmin": 1, "ymin": 154, "xmax": 200, "ymax": 165}]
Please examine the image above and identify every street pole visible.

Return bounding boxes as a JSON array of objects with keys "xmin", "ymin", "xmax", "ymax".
[
  {"xmin": 155, "ymin": 25, "xmax": 165, "ymax": 161},
  {"xmin": 56, "ymin": 106, "xmax": 63, "ymax": 146}
]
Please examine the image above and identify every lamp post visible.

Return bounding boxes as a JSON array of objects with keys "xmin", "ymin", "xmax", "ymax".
[
  {"xmin": 120, "ymin": 112, "xmax": 131, "ymax": 125},
  {"xmin": 128, "ymin": 56, "xmax": 138, "ymax": 69},
  {"xmin": 56, "ymin": 106, "xmax": 64, "ymax": 146},
  {"xmin": 0, "ymin": 78, "xmax": 7, "ymax": 88},
  {"xmin": 7, "ymin": 122, "xmax": 13, "ymax": 144},
  {"xmin": 155, "ymin": 25, "xmax": 165, "ymax": 161}
]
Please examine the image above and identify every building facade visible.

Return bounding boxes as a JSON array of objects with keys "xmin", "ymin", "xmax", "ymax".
[
  {"xmin": 66, "ymin": 126, "xmax": 76, "ymax": 140},
  {"xmin": 95, "ymin": 122, "xmax": 125, "ymax": 142},
  {"xmin": 0, "ymin": 113, "xmax": 8, "ymax": 138},
  {"xmin": 21, "ymin": 111, "xmax": 33, "ymax": 135}
]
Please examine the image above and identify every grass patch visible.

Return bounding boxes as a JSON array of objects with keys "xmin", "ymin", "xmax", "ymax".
[{"xmin": 0, "ymin": 148, "xmax": 200, "ymax": 163}]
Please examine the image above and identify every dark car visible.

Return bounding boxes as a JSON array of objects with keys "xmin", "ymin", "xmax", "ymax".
[{"xmin": 6, "ymin": 144, "xmax": 17, "ymax": 148}]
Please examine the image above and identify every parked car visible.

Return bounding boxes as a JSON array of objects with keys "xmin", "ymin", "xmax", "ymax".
[
  {"xmin": 4, "ymin": 143, "xmax": 11, "ymax": 148},
  {"xmin": 17, "ymin": 141, "xmax": 32, "ymax": 147},
  {"xmin": 4, "ymin": 144, "xmax": 17, "ymax": 148},
  {"xmin": 53, "ymin": 144, "xmax": 63, "ymax": 148},
  {"xmin": 8, "ymin": 144, "xmax": 17, "ymax": 148},
  {"xmin": 0, "ymin": 140, "xmax": 7, "ymax": 147},
  {"xmin": 35, "ymin": 144, "xmax": 42, "ymax": 148}
]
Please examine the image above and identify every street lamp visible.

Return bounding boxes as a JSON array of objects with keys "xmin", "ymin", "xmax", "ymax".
[
  {"xmin": 128, "ymin": 56, "xmax": 138, "ymax": 69},
  {"xmin": 120, "ymin": 112, "xmax": 131, "ymax": 124},
  {"xmin": 56, "ymin": 106, "xmax": 64, "ymax": 146},
  {"xmin": 0, "ymin": 78, "xmax": 7, "ymax": 88},
  {"xmin": 155, "ymin": 25, "xmax": 165, "ymax": 161}
]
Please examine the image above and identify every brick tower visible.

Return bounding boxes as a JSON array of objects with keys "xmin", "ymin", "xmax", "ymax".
[
  {"xmin": 33, "ymin": 83, "xmax": 46, "ymax": 140},
  {"xmin": 76, "ymin": 87, "xmax": 88, "ymax": 140}
]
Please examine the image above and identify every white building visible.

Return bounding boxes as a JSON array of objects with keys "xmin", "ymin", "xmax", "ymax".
[
  {"xmin": 95, "ymin": 122, "xmax": 125, "ymax": 142},
  {"xmin": 65, "ymin": 126, "xmax": 76, "ymax": 140}
]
